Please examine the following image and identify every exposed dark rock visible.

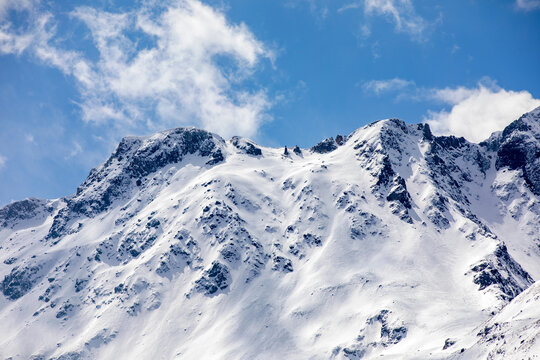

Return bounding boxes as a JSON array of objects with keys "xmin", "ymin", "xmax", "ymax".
[
  {"xmin": 272, "ymin": 256, "xmax": 293, "ymax": 273},
  {"xmin": 146, "ymin": 218, "xmax": 161, "ymax": 229},
  {"xmin": 194, "ymin": 262, "xmax": 231, "ymax": 296},
  {"xmin": 118, "ymin": 128, "xmax": 223, "ymax": 179},
  {"xmin": 367, "ymin": 310, "xmax": 408, "ymax": 346},
  {"xmin": 343, "ymin": 347, "xmax": 365, "ymax": 359},
  {"xmin": 3, "ymin": 257, "xmax": 17, "ymax": 265},
  {"xmin": 293, "ymin": 146, "xmax": 302, "ymax": 155},
  {"xmin": 54, "ymin": 352, "xmax": 84, "ymax": 360},
  {"xmin": 433, "ymin": 135, "xmax": 467, "ymax": 150},
  {"xmin": 39, "ymin": 282, "xmax": 60, "ymax": 302},
  {"xmin": 479, "ymin": 131, "xmax": 502, "ymax": 152},
  {"xmin": 303, "ymin": 233, "xmax": 322, "ymax": 246},
  {"xmin": 283, "ymin": 146, "xmax": 289, "ymax": 155},
  {"xmin": 206, "ymin": 149, "xmax": 224, "ymax": 165},
  {"xmin": 114, "ymin": 283, "xmax": 125, "ymax": 294},
  {"xmin": 385, "ymin": 118, "xmax": 408, "ymax": 133},
  {"xmin": 420, "ymin": 123, "xmax": 433, "ymax": 141},
  {"xmin": 470, "ymin": 244, "xmax": 533, "ymax": 300},
  {"xmin": 220, "ymin": 243, "xmax": 241, "ymax": 263},
  {"xmin": 386, "ymin": 176, "xmax": 412, "ymax": 209},
  {"xmin": 0, "ymin": 198, "xmax": 50, "ymax": 228},
  {"xmin": 46, "ymin": 128, "xmax": 225, "ymax": 241},
  {"xmin": 443, "ymin": 338, "xmax": 456, "ymax": 350},
  {"xmin": 495, "ymin": 109, "xmax": 540, "ymax": 195},
  {"xmin": 127, "ymin": 302, "xmax": 141, "ymax": 316},
  {"xmin": 117, "ymin": 225, "xmax": 160, "ymax": 261},
  {"xmin": 282, "ymin": 179, "xmax": 296, "ymax": 191},
  {"xmin": 74, "ymin": 279, "xmax": 88, "ymax": 293},
  {"xmin": 311, "ymin": 137, "xmax": 338, "ymax": 154},
  {"xmin": 342, "ymin": 309, "xmax": 407, "ymax": 358},
  {"xmin": 155, "ymin": 231, "xmax": 198, "ymax": 276},
  {"xmin": 375, "ymin": 156, "xmax": 395, "ymax": 187},
  {"xmin": 55, "ymin": 302, "xmax": 74, "ymax": 319},
  {"xmin": 2, "ymin": 265, "xmax": 42, "ymax": 300},
  {"xmin": 496, "ymin": 135, "xmax": 529, "ymax": 171},
  {"xmin": 197, "ymin": 201, "xmax": 244, "ymax": 236},
  {"xmin": 231, "ymin": 136, "xmax": 262, "ymax": 156}
]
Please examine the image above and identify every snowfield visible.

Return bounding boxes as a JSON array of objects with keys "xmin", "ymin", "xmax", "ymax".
[{"xmin": 1, "ymin": 107, "xmax": 540, "ymax": 359}]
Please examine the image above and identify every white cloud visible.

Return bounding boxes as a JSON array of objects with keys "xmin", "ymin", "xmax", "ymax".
[
  {"xmin": 0, "ymin": 0, "xmax": 35, "ymax": 19},
  {"xmin": 0, "ymin": 0, "xmax": 274, "ymax": 139},
  {"xmin": 425, "ymin": 82, "xmax": 540, "ymax": 142},
  {"xmin": 0, "ymin": 0, "xmax": 47, "ymax": 55},
  {"xmin": 0, "ymin": 154, "xmax": 6, "ymax": 169},
  {"xmin": 364, "ymin": 0, "xmax": 427, "ymax": 37},
  {"xmin": 516, "ymin": 0, "xmax": 540, "ymax": 11},
  {"xmin": 363, "ymin": 77, "xmax": 540, "ymax": 142},
  {"xmin": 336, "ymin": 0, "xmax": 429, "ymax": 39},
  {"xmin": 363, "ymin": 78, "xmax": 414, "ymax": 94}
]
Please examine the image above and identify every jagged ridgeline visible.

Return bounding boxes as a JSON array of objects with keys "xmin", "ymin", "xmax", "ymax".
[{"xmin": 1, "ymin": 108, "xmax": 540, "ymax": 359}]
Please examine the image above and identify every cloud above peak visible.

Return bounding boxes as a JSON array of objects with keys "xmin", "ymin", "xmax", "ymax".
[
  {"xmin": 363, "ymin": 77, "xmax": 540, "ymax": 142},
  {"xmin": 425, "ymin": 82, "xmax": 540, "ymax": 142},
  {"xmin": 0, "ymin": 0, "xmax": 274, "ymax": 138}
]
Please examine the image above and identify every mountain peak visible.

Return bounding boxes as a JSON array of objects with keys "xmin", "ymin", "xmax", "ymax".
[
  {"xmin": 2, "ymin": 110, "xmax": 540, "ymax": 359},
  {"xmin": 45, "ymin": 127, "xmax": 226, "ymax": 240}
]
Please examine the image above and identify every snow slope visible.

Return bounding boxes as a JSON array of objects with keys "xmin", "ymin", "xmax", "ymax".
[{"xmin": 1, "ymin": 108, "xmax": 540, "ymax": 359}]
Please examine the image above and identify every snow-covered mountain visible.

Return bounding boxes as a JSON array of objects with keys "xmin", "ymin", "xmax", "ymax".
[{"xmin": 1, "ymin": 107, "xmax": 540, "ymax": 359}]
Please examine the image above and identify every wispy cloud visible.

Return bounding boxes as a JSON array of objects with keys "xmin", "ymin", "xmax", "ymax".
[
  {"xmin": 516, "ymin": 0, "xmax": 540, "ymax": 11},
  {"xmin": 336, "ymin": 0, "xmax": 431, "ymax": 40},
  {"xmin": 0, "ymin": 0, "xmax": 35, "ymax": 19},
  {"xmin": 0, "ymin": 0, "xmax": 49, "ymax": 55},
  {"xmin": 0, "ymin": 154, "xmax": 6, "ymax": 169},
  {"xmin": 362, "ymin": 78, "xmax": 415, "ymax": 95},
  {"xmin": 285, "ymin": 0, "xmax": 331, "ymax": 21},
  {"xmin": 0, "ymin": 0, "xmax": 274, "ymax": 138},
  {"xmin": 363, "ymin": 0, "xmax": 428, "ymax": 38}
]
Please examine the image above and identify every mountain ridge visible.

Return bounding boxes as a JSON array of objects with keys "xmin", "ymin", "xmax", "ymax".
[{"xmin": 1, "ymin": 107, "xmax": 540, "ymax": 359}]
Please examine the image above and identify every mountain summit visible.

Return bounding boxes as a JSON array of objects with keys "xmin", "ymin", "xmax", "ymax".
[{"xmin": 1, "ymin": 108, "xmax": 540, "ymax": 359}]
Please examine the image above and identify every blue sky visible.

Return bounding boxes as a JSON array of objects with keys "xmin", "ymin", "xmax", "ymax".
[{"xmin": 1, "ymin": 0, "xmax": 540, "ymax": 205}]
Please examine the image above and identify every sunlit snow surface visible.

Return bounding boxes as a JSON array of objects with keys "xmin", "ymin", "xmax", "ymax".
[{"xmin": 1, "ymin": 108, "xmax": 540, "ymax": 359}]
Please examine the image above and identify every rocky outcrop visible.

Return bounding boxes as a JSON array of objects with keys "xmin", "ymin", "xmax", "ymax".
[
  {"xmin": 231, "ymin": 136, "xmax": 262, "ymax": 156},
  {"xmin": 469, "ymin": 244, "xmax": 533, "ymax": 301},
  {"xmin": 495, "ymin": 108, "xmax": 540, "ymax": 195},
  {"xmin": 0, "ymin": 198, "xmax": 51, "ymax": 228},
  {"xmin": 311, "ymin": 137, "xmax": 338, "ymax": 153},
  {"xmin": 194, "ymin": 262, "xmax": 231, "ymax": 296},
  {"xmin": 45, "ymin": 128, "xmax": 225, "ymax": 241}
]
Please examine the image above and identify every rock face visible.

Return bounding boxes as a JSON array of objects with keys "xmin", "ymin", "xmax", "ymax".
[
  {"xmin": 231, "ymin": 136, "xmax": 262, "ymax": 156},
  {"xmin": 194, "ymin": 262, "xmax": 231, "ymax": 295},
  {"xmin": 1, "ymin": 107, "xmax": 540, "ymax": 359},
  {"xmin": 45, "ymin": 128, "xmax": 225, "ymax": 241},
  {"xmin": 495, "ymin": 107, "xmax": 540, "ymax": 195},
  {"xmin": 0, "ymin": 198, "xmax": 51, "ymax": 228},
  {"xmin": 2, "ymin": 265, "xmax": 43, "ymax": 300},
  {"xmin": 311, "ymin": 137, "xmax": 338, "ymax": 153}
]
